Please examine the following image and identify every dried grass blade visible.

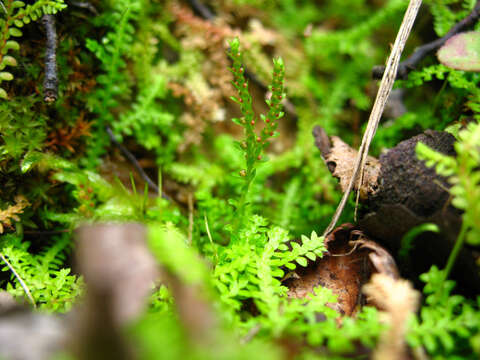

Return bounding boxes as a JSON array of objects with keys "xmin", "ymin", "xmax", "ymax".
[
  {"xmin": 0, "ymin": 252, "xmax": 36, "ymax": 308},
  {"xmin": 324, "ymin": 0, "xmax": 423, "ymax": 236}
]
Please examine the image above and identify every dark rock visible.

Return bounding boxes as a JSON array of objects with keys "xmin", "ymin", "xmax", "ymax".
[
  {"xmin": 359, "ymin": 130, "xmax": 480, "ymax": 293},
  {"xmin": 312, "ymin": 128, "xmax": 480, "ymax": 293},
  {"xmin": 367, "ymin": 130, "xmax": 456, "ymax": 217}
]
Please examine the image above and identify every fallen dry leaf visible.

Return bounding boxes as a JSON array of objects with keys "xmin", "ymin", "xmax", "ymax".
[
  {"xmin": 286, "ymin": 224, "xmax": 398, "ymax": 317},
  {"xmin": 0, "ymin": 195, "xmax": 30, "ymax": 234},
  {"xmin": 349, "ymin": 230, "xmax": 399, "ymax": 279}
]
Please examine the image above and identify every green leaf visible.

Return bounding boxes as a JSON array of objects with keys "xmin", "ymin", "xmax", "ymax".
[
  {"xmin": 296, "ymin": 256, "xmax": 308, "ymax": 267},
  {"xmin": 285, "ymin": 262, "xmax": 296, "ymax": 270},
  {"xmin": 12, "ymin": 1, "xmax": 26, "ymax": 8},
  {"xmin": 291, "ymin": 242, "xmax": 301, "ymax": 250},
  {"xmin": 9, "ymin": 28, "xmax": 23, "ymax": 37},
  {"xmin": 1, "ymin": 55, "xmax": 18, "ymax": 68},
  {"xmin": 437, "ymin": 31, "xmax": 480, "ymax": 72},
  {"xmin": 0, "ymin": 87, "xmax": 7, "ymax": 99},
  {"xmin": 0, "ymin": 72, "xmax": 13, "ymax": 81},
  {"xmin": 231, "ymin": 117, "xmax": 243, "ymax": 126},
  {"xmin": 21, "ymin": 151, "xmax": 43, "ymax": 173},
  {"xmin": 271, "ymin": 268, "xmax": 284, "ymax": 278},
  {"xmin": 5, "ymin": 40, "xmax": 20, "ymax": 51}
]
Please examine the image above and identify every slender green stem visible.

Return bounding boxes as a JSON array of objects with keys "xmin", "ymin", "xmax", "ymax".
[
  {"xmin": 443, "ymin": 221, "xmax": 468, "ymax": 282},
  {"xmin": 233, "ymin": 178, "xmax": 253, "ymax": 234},
  {"xmin": 436, "ymin": 221, "xmax": 469, "ymax": 301},
  {"xmin": 432, "ymin": 79, "xmax": 448, "ymax": 116},
  {"xmin": 227, "ymin": 39, "xmax": 284, "ymax": 237}
]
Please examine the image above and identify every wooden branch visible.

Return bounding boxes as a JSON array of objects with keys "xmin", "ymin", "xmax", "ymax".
[
  {"xmin": 23, "ymin": 229, "xmax": 69, "ymax": 236},
  {"xmin": 42, "ymin": 14, "xmax": 58, "ymax": 103}
]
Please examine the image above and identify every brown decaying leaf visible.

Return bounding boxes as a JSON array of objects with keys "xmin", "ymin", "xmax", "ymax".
[
  {"xmin": 45, "ymin": 112, "xmax": 92, "ymax": 153},
  {"xmin": 74, "ymin": 223, "xmax": 218, "ymax": 354},
  {"xmin": 349, "ymin": 231, "xmax": 399, "ymax": 279},
  {"xmin": 363, "ymin": 274, "xmax": 419, "ymax": 360},
  {"xmin": 286, "ymin": 224, "xmax": 399, "ymax": 317},
  {"xmin": 312, "ymin": 126, "xmax": 380, "ymax": 201},
  {"xmin": 165, "ymin": 271, "xmax": 218, "ymax": 345},
  {"xmin": 0, "ymin": 195, "xmax": 30, "ymax": 233},
  {"xmin": 327, "ymin": 136, "xmax": 381, "ymax": 200}
]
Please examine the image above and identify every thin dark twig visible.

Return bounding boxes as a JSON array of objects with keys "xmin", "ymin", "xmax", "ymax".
[
  {"xmin": 23, "ymin": 229, "xmax": 70, "ymax": 236},
  {"xmin": 187, "ymin": 0, "xmax": 215, "ymax": 20},
  {"xmin": 106, "ymin": 126, "xmax": 168, "ymax": 199},
  {"xmin": 42, "ymin": 14, "xmax": 58, "ymax": 103},
  {"xmin": 372, "ymin": 1, "xmax": 480, "ymax": 79},
  {"xmin": 69, "ymin": 1, "xmax": 98, "ymax": 15}
]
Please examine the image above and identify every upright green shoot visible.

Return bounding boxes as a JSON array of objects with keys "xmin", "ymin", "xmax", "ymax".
[{"xmin": 227, "ymin": 38, "xmax": 285, "ymax": 234}]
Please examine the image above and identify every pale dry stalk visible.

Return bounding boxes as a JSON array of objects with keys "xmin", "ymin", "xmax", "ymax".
[
  {"xmin": 363, "ymin": 274, "xmax": 420, "ymax": 360},
  {"xmin": 324, "ymin": 0, "xmax": 423, "ymax": 235}
]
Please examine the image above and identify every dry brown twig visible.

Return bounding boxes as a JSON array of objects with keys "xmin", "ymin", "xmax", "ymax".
[
  {"xmin": 324, "ymin": 0, "xmax": 423, "ymax": 236},
  {"xmin": 363, "ymin": 274, "xmax": 420, "ymax": 360}
]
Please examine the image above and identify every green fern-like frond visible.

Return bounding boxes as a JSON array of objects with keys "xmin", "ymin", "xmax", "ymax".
[
  {"xmin": 0, "ymin": 233, "xmax": 83, "ymax": 311},
  {"xmin": 213, "ymin": 216, "xmax": 326, "ymax": 310},
  {"xmin": 425, "ymin": 0, "xmax": 474, "ymax": 37},
  {"xmin": 408, "ymin": 266, "xmax": 480, "ymax": 357},
  {"xmin": 417, "ymin": 121, "xmax": 480, "ymax": 246},
  {"xmin": 83, "ymin": 0, "xmax": 141, "ymax": 167},
  {"xmin": 0, "ymin": 95, "xmax": 47, "ymax": 163},
  {"xmin": 112, "ymin": 74, "xmax": 179, "ymax": 166}
]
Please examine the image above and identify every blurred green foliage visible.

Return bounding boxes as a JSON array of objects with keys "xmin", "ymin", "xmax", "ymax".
[{"xmin": 1, "ymin": 0, "xmax": 480, "ymax": 358}]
